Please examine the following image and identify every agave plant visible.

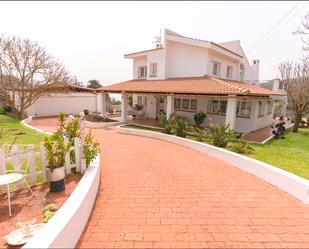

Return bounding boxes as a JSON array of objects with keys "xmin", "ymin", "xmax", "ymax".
[
  {"xmin": 172, "ymin": 117, "xmax": 189, "ymax": 138},
  {"xmin": 228, "ymin": 137, "xmax": 254, "ymax": 154},
  {"xmin": 193, "ymin": 127, "xmax": 208, "ymax": 142},
  {"xmin": 208, "ymin": 123, "xmax": 237, "ymax": 148}
]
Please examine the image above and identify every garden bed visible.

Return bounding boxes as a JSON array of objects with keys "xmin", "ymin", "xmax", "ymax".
[
  {"xmin": 84, "ymin": 114, "xmax": 117, "ymax": 123},
  {"xmin": 0, "ymin": 173, "xmax": 81, "ymax": 249}
]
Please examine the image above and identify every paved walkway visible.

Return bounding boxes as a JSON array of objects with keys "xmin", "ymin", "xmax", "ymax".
[{"xmin": 31, "ymin": 118, "xmax": 309, "ymax": 249}]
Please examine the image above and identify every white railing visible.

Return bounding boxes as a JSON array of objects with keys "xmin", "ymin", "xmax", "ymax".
[{"xmin": 0, "ymin": 138, "xmax": 86, "ymax": 186}]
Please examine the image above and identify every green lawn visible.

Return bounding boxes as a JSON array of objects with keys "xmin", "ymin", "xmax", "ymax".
[
  {"xmin": 0, "ymin": 114, "xmax": 47, "ymax": 150},
  {"xmin": 122, "ymin": 124, "xmax": 309, "ymax": 180},
  {"xmin": 249, "ymin": 129, "xmax": 309, "ymax": 179}
]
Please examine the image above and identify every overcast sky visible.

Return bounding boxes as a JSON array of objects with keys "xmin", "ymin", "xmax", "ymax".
[{"xmin": 0, "ymin": 1, "xmax": 308, "ymax": 86}]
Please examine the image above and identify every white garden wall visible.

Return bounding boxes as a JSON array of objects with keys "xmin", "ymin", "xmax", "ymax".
[{"xmin": 25, "ymin": 92, "xmax": 97, "ymax": 117}]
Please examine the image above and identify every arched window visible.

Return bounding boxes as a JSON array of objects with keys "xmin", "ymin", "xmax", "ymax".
[{"xmin": 240, "ymin": 64, "xmax": 245, "ymax": 81}]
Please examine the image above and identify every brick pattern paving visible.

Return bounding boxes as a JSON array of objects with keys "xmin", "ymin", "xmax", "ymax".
[{"xmin": 30, "ymin": 119, "xmax": 309, "ymax": 249}]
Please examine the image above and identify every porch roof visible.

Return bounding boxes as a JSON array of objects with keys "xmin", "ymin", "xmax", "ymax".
[{"xmin": 99, "ymin": 76, "xmax": 285, "ymax": 97}]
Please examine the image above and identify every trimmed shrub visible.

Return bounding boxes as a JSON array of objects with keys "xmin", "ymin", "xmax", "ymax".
[{"xmin": 194, "ymin": 111, "xmax": 206, "ymax": 126}]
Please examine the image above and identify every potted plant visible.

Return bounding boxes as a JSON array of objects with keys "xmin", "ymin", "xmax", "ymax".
[
  {"xmin": 43, "ymin": 132, "xmax": 69, "ymax": 192},
  {"xmin": 133, "ymin": 104, "xmax": 144, "ymax": 116}
]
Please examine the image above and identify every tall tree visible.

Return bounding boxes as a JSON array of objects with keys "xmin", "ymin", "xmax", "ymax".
[
  {"xmin": 294, "ymin": 12, "xmax": 309, "ymax": 51},
  {"xmin": 87, "ymin": 79, "xmax": 102, "ymax": 89},
  {"xmin": 278, "ymin": 56, "xmax": 309, "ymax": 132},
  {"xmin": 0, "ymin": 35, "xmax": 71, "ymax": 119}
]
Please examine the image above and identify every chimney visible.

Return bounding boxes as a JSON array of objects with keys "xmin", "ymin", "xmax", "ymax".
[
  {"xmin": 273, "ymin": 78, "xmax": 280, "ymax": 91},
  {"xmin": 252, "ymin": 59, "xmax": 259, "ymax": 83}
]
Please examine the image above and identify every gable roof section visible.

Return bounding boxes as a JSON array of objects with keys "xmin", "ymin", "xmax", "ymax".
[
  {"xmin": 165, "ymin": 29, "xmax": 243, "ymax": 58},
  {"xmin": 99, "ymin": 76, "xmax": 284, "ymax": 97}
]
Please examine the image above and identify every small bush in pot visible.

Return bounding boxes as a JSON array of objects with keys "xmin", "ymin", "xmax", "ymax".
[
  {"xmin": 133, "ymin": 104, "xmax": 144, "ymax": 111},
  {"xmin": 44, "ymin": 133, "xmax": 69, "ymax": 192},
  {"xmin": 83, "ymin": 109, "xmax": 89, "ymax": 115},
  {"xmin": 194, "ymin": 111, "xmax": 206, "ymax": 127},
  {"xmin": 83, "ymin": 130, "xmax": 100, "ymax": 168}
]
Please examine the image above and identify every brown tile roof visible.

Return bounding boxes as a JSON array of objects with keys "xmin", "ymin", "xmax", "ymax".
[{"xmin": 99, "ymin": 76, "xmax": 285, "ymax": 97}]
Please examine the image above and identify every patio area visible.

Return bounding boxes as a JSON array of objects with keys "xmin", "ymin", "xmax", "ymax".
[{"xmin": 28, "ymin": 117, "xmax": 309, "ymax": 249}]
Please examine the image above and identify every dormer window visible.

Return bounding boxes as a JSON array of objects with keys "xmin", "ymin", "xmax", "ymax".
[
  {"xmin": 138, "ymin": 65, "xmax": 147, "ymax": 78},
  {"xmin": 150, "ymin": 63, "xmax": 157, "ymax": 77},
  {"xmin": 212, "ymin": 61, "xmax": 221, "ymax": 76},
  {"xmin": 226, "ymin": 66, "xmax": 233, "ymax": 79}
]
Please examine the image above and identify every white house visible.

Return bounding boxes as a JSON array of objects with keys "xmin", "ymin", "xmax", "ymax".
[{"xmin": 98, "ymin": 29, "xmax": 286, "ymax": 133}]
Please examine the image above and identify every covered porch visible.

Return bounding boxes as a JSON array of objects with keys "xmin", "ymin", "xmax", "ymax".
[{"xmin": 96, "ymin": 76, "xmax": 286, "ymax": 133}]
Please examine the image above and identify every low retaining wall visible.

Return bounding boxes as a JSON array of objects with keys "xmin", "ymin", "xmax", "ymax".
[
  {"xmin": 21, "ymin": 116, "xmax": 52, "ymax": 135},
  {"xmin": 117, "ymin": 125, "xmax": 309, "ymax": 204},
  {"xmin": 21, "ymin": 117, "xmax": 101, "ymax": 248},
  {"xmin": 23, "ymin": 155, "xmax": 100, "ymax": 248},
  {"xmin": 85, "ymin": 120, "xmax": 121, "ymax": 129}
]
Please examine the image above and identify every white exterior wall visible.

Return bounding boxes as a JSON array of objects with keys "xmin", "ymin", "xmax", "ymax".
[
  {"xmin": 165, "ymin": 40, "xmax": 208, "ymax": 78},
  {"xmin": 207, "ymin": 51, "xmax": 240, "ymax": 81},
  {"xmin": 131, "ymin": 40, "xmax": 258, "ymax": 83},
  {"xmin": 251, "ymin": 99, "xmax": 273, "ymax": 131},
  {"xmin": 219, "ymin": 40, "xmax": 257, "ymax": 83},
  {"xmin": 25, "ymin": 93, "xmax": 97, "ymax": 117},
  {"xmin": 147, "ymin": 49, "xmax": 165, "ymax": 80},
  {"xmin": 133, "ymin": 56, "xmax": 147, "ymax": 79}
]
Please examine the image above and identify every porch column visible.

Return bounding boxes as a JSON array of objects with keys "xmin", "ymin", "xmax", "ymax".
[
  {"xmin": 96, "ymin": 92, "xmax": 106, "ymax": 116},
  {"xmin": 281, "ymin": 96, "xmax": 287, "ymax": 117},
  {"xmin": 166, "ymin": 95, "xmax": 172, "ymax": 119},
  {"xmin": 225, "ymin": 97, "xmax": 237, "ymax": 130},
  {"xmin": 121, "ymin": 92, "xmax": 128, "ymax": 122}
]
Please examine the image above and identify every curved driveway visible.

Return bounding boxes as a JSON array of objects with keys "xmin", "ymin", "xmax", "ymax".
[{"xmin": 31, "ymin": 118, "xmax": 309, "ymax": 248}]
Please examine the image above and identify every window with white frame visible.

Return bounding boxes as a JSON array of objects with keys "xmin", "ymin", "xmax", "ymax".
[
  {"xmin": 236, "ymin": 101, "xmax": 251, "ymax": 117},
  {"xmin": 181, "ymin": 99, "xmax": 190, "ymax": 110},
  {"xmin": 267, "ymin": 100, "xmax": 272, "ymax": 114},
  {"xmin": 137, "ymin": 95, "xmax": 143, "ymax": 105},
  {"xmin": 150, "ymin": 63, "xmax": 157, "ymax": 77},
  {"xmin": 138, "ymin": 65, "xmax": 147, "ymax": 78},
  {"xmin": 190, "ymin": 99, "xmax": 197, "ymax": 111},
  {"xmin": 174, "ymin": 98, "xmax": 181, "ymax": 109},
  {"xmin": 226, "ymin": 66, "xmax": 233, "ymax": 79},
  {"xmin": 212, "ymin": 61, "xmax": 221, "ymax": 76},
  {"xmin": 174, "ymin": 98, "xmax": 197, "ymax": 111},
  {"xmin": 208, "ymin": 99, "xmax": 227, "ymax": 114},
  {"xmin": 258, "ymin": 101, "xmax": 264, "ymax": 117}
]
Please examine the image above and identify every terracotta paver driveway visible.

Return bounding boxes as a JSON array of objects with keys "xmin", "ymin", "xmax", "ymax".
[{"xmin": 31, "ymin": 119, "xmax": 309, "ymax": 248}]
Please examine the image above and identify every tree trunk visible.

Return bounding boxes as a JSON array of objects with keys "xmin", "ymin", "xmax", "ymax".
[
  {"xmin": 293, "ymin": 113, "xmax": 302, "ymax": 132},
  {"xmin": 17, "ymin": 109, "xmax": 25, "ymax": 120}
]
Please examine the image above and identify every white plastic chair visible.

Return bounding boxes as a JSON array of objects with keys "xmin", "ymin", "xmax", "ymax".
[{"xmin": 0, "ymin": 145, "xmax": 34, "ymax": 216}]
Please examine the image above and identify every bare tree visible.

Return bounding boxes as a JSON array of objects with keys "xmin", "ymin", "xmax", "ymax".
[
  {"xmin": 0, "ymin": 35, "xmax": 71, "ymax": 119},
  {"xmin": 279, "ymin": 56, "xmax": 309, "ymax": 132},
  {"xmin": 294, "ymin": 12, "xmax": 309, "ymax": 51}
]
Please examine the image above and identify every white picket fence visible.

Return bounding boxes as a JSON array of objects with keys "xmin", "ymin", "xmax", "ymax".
[{"xmin": 0, "ymin": 137, "xmax": 86, "ymax": 185}]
